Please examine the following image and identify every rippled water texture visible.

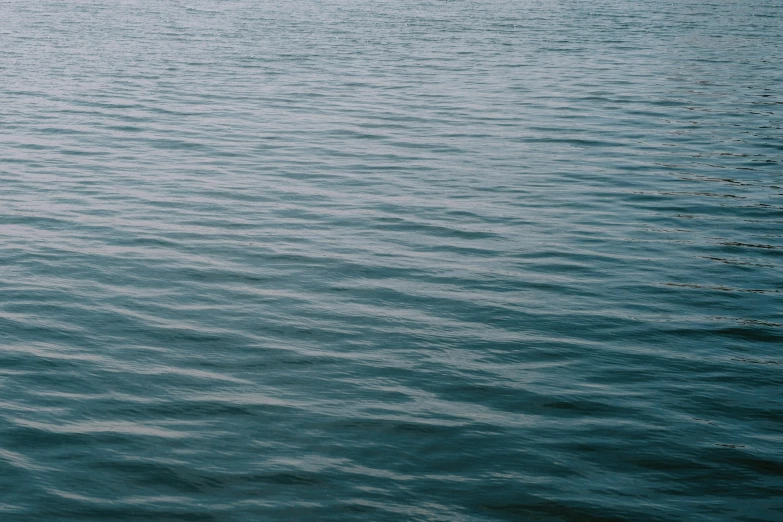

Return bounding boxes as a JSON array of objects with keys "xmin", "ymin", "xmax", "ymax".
[{"xmin": 1, "ymin": 0, "xmax": 782, "ymax": 520}]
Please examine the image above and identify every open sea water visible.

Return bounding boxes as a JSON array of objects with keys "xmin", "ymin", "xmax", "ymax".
[{"xmin": 1, "ymin": 0, "xmax": 782, "ymax": 520}]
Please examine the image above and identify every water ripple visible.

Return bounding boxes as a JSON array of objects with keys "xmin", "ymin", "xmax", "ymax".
[{"xmin": 2, "ymin": 0, "xmax": 782, "ymax": 520}]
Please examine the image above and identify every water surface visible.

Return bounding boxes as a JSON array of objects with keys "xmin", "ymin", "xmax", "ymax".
[{"xmin": 1, "ymin": 0, "xmax": 782, "ymax": 520}]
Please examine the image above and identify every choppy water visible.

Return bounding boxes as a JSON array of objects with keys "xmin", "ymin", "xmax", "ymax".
[{"xmin": 1, "ymin": 0, "xmax": 782, "ymax": 520}]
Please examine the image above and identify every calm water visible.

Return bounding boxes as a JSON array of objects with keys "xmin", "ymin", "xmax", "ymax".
[{"xmin": 1, "ymin": 0, "xmax": 782, "ymax": 520}]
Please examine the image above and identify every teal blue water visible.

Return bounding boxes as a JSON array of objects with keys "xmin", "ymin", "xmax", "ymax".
[{"xmin": 1, "ymin": 0, "xmax": 782, "ymax": 520}]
